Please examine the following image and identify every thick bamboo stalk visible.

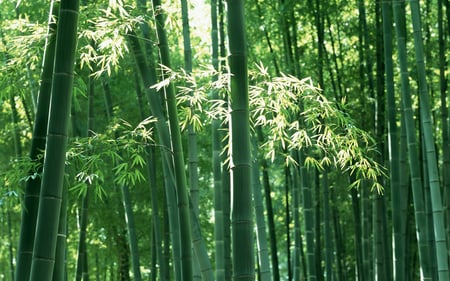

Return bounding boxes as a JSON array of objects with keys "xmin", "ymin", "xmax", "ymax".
[
  {"xmin": 29, "ymin": 1, "xmax": 80, "ymax": 280},
  {"xmin": 52, "ymin": 184, "xmax": 68, "ymax": 281},
  {"xmin": 227, "ymin": 1, "xmax": 254, "ymax": 280},
  {"xmin": 14, "ymin": 3, "xmax": 59, "ymax": 281}
]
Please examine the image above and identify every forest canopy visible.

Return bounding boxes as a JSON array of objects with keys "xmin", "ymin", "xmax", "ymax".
[{"xmin": 0, "ymin": 0, "xmax": 449, "ymax": 281}]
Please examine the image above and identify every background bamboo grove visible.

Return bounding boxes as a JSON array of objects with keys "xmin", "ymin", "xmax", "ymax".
[{"xmin": 0, "ymin": 0, "xmax": 449, "ymax": 281}]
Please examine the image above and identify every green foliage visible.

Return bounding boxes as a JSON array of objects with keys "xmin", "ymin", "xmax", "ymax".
[
  {"xmin": 0, "ymin": 17, "xmax": 46, "ymax": 102},
  {"xmin": 0, "ymin": 155, "xmax": 41, "ymax": 201},
  {"xmin": 66, "ymin": 117, "xmax": 156, "ymax": 199},
  {"xmin": 151, "ymin": 64, "xmax": 222, "ymax": 132},
  {"xmin": 249, "ymin": 63, "xmax": 385, "ymax": 192},
  {"xmin": 1, "ymin": 0, "xmax": 443, "ymax": 279},
  {"xmin": 155, "ymin": 62, "xmax": 385, "ymax": 192},
  {"xmin": 78, "ymin": 2, "xmax": 143, "ymax": 77}
]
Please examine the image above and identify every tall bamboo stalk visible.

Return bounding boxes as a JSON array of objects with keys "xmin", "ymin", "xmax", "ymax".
[
  {"xmin": 151, "ymin": 1, "xmax": 193, "ymax": 279},
  {"xmin": 292, "ymin": 159, "xmax": 302, "ymax": 281},
  {"xmin": 252, "ymin": 138, "xmax": 272, "ymax": 281},
  {"xmin": 127, "ymin": 32, "xmax": 183, "ymax": 281},
  {"xmin": 227, "ymin": 1, "xmax": 254, "ymax": 280},
  {"xmin": 392, "ymin": 0, "xmax": 431, "ymax": 278},
  {"xmin": 29, "ymin": 0, "xmax": 80, "ymax": 280},
  {"xmin": 300, "ymin": 158, "xmax": 317, "ymax": 281},
  {"xmin": 437, "ymin": 0, "xmax": 450, "ymax": 252},
  {"xmin": 408, "ymin": 0, "xmax": 449, "ymax": 278},
  {"xmin": 14, "ymin": 3, "xmax": 58, "ymax": 281},
  {"xmin": 382, "ymin": 1, "xmax": 405, "ymax": 280},
  {"xmin": 257, "ymin": 127, "xmax": 280, "ymax": 281},
  {"xmin": 211, "ymin": 0, "xmax": 226, "ymax": 280}
]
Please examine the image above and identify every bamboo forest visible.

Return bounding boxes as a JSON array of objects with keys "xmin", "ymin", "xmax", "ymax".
[{"xmin": 0, "ymin": 0, "xmax": 449, "ymax": 280}]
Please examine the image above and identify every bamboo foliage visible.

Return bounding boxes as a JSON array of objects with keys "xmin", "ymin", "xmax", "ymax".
[{"xmin": 1, "ymin": 1, "xmax": 448, "ymax": 281}]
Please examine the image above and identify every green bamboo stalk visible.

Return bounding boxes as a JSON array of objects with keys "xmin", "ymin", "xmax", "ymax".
[
  {"xmin": 75, "ymin": 190, "xmax": 89, "ymax": 281},
  {"xmin": 445, "ymin": 0, "xmax": 450, "ymax": 35},
  {"xmin": 75, "ymin": 68, "xmax": 95, "ymax": 281},
  {"xmin": 325, "ymin": 15, "xmax": 344, "ymax": 101},
  {"xmin": 375, "ymin": 2, "xmax": 392, "ymax": 278},
  {"xmin": 254, "ymin": 0, "xmax": 280, "ymax": 75},
  {"xmin": 292, "ymin": 160, "xmax": 302, "ymax": 281},
  {"xmin": 52, "ymin": 183, "xmax": 68, "ymax": 281},
  {"xmin": 284, "ymin": 167, "xmax": 292, "ymax": 281},
  {"xmin": 127, "ymin": 32, "xmax": 183, "ymax": 281},
  {"xmin": 437, "ymin": 0, "xmax": 450, "ymax": 251},
  {"xmin": 227, "ymin": 1, "xmax": 254, "ymax": 280},
  {"xmin": 373, "ymin": 195, "xmax": 384, "ymax": 281},
  {"xmin": 252, "ymin": 138, "xmax": 272, "ymax": 281},
  {"xmin": 189, "ymin": 199, "xmax": 214, "ymax": 281},
  {"xmin": 6, "ymin": 40, "xmax": 21, "ymax": 281},
  {"xmin": 257, "ymin": 127, "xmax": 280, "ymax": 281},
  {"xmin": 102, "ymin": 70, "xmax": 143, "ymax": 281},
  {"xmin": 361, "ymin": 185, "xmax": 371, "ymax": 281},
  {"xmin": 399, "ymin": 110, "xmax": 412, "ymax": 279},
  {"xmin": 211, "ymin": 0, "xmax": 225, "ymax": 279},
  {"xmin": 322, "ymin": 169, "xmax": 333, "ymax": 281},
  {"xmin": 300, "ymin": 159, "xmax": 317, "ymax": 281},
  {"xmin": 14, "ymin": 3, "xmax": 59, "ymax": 281},
  {"xmin": 392, "ymin": 0, "xmax": 431, "ymax": 278},
  {"xmin": 114, "ymin": 227, "xmax": 131, "ymax": 281},
  {"xmin": 408, "ymin": 1, "xmax": 449, "ymax": 279},
  {"xmin": 120, "ymin": 185, "xmax": 143, "ymax": 281},
  {"xmin": 222, "ymin": 154, "xmax": 232, "ymax": 281},
  {"xmin": 179, "ymin": 1, "xmax": 202, "ymax": 277},
  {"xmin": 313, "ymin": 172, "xmax": 323, "ymax": 281},
  {"xmin": 420, "ymin": 134, "xmax": 438, "ymax": 280},
  {"xmin": 135, "ymin": 71, "xmax": 166, "ymax": 281},
  {"xmin": 218, "ymin": 1, "xmax": 232, "ymax": 277},
  {"xmin": 278, "ymin": 0, "xmax": 294, "ymax": 74},
  {"xmin": 29, "ymin": 0, "xmax": 80, "ymax": 280},
  {"xmin": 331, "ymin": 188, "xmax": 346, "ymax": 281},
  {"xmin": 381, "ymin": 1, "xmax": 405, "ymax": 280},
  {"xmin": 357, "ymin": 0, "xmax": 375, "ymax": 130},
  {"xmin": 150, "ymin": 1, "xmax": 193, "ymax": 279},
  {"xmin": 5, "ymin": 208, "xmax": 15, "ymax": 281},
  {"xmin": 351, "ymin": 187, "xmax": 365, "ymax": 281}
]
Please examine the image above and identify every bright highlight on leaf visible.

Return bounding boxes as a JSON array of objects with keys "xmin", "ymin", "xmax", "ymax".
[{"xmin": 249, "ymin": 67, "xmax": 385, "ymax": 192}]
